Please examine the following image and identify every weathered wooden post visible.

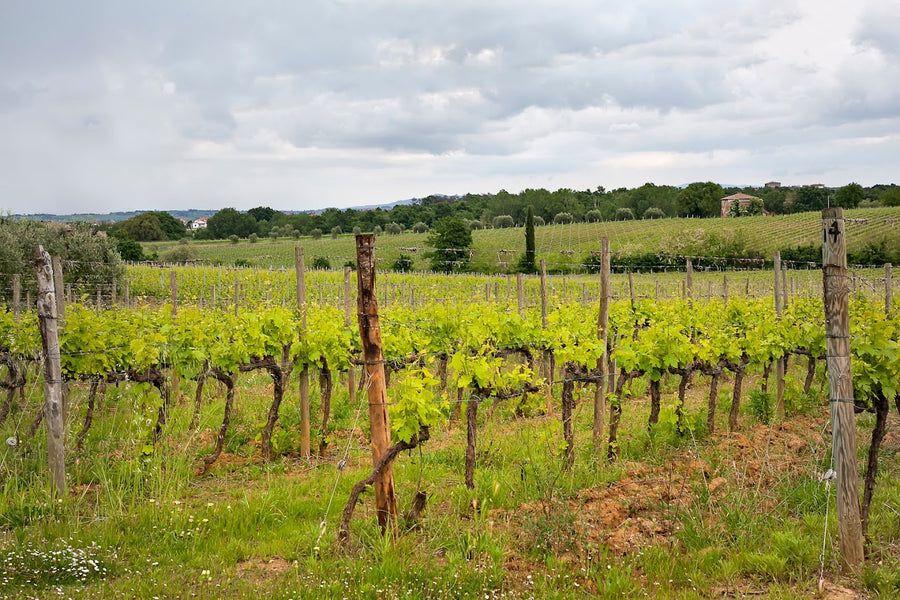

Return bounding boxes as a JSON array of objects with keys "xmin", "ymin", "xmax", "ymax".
[
  {"xmin": 12, "ymin": 274, "xmax": 20, "ymax": 321},
  {"xmin": 774, "ymin": 251, "xmax": 785, "ymax": 419},
  {"xmin": 32, "ymin": 246, "xmax": 66, "ymax": 495},
  {"xmin": 822, "ymin": 207, "xmax": 864, "ymax": 572},
  {"xmin": 886, "ymin": 263, "xmax": 893, "ymax": 318},
  {"xmin": 516, "ymin": 273, "xmax": 525, "ymax": 318},
  {"xmin": 593, "ymin": 238, "xmax": 610, "ymax": 444},
  {"xmin": 343, "ymin": 266, "xmax": 356, "ymax": 419},
  {"xmin": 540, "ymin": 259, "xmax": 552, "ymax": 414},
  {"xmin": 355, "ymin": 234, "xmax": 398, "ymax": 532},
  {"xmin": 51, "ymin": 256, "xmax": 65, "ymax": 327},
  {"xmin": 295, "ymin": 247, "xmax": 310, "ymax": 457}
]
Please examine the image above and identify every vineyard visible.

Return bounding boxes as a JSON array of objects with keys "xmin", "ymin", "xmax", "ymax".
[{"xmin": 1, "ymin": 235, "xmax": 900, "ymax": 598}]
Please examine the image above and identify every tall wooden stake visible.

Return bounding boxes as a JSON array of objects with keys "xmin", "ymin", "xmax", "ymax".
[
  {"xmin": 774, "ymin": 251, "xmax": 785, "ymax": 419},
  {"xmin": 822, "ymin": 207, "xmax": 864, "ymax": 572},
  {"xmin": 516, "ymin": 273, "xmax": 525, "ymax": 318},
  {"xmin": 540, "ymin": 259, "xmax": 552, "ymax": 413},
  {"xmin": 344, "ymin": 266, "xmax": 357, "ymax": 415},
  {"xmin": 12, "ymin": 274, "xmax": 20, "ymax": 321},
  {"xmin": 886, "ymin": 263, "xmax": 893, "ymax": 318},
  {"xmin": 593, "ymin": 238, "xmax": 610, "ymax": 443},
  {"xmin": 355, "ymin": 234, "xmax": 398, "ymax": 532},
  {"xmin": 295, "ymin": 247, "xmax": 310, "ymax": 457},
  {"xmin": 51, "ymin": 256, "xmax": 65, "ymax": 327},
  {"xmin": 32, "ymin": 246, "xmax": 66, "ymax": 495}
]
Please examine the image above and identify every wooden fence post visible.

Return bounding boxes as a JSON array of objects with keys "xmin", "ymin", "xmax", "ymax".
[
  {"xmin": 12, "ymin": 274, "xmax": 20, "ymax": 321},
  {"xmin": 594, "ymin": 238, "xmax": 610, "ymax": 444},
  {"xmin": 32, "ymin": 246, "xmax": 66, "ymax": 496},
  {"xmin": 295, "ymin": 247, "xmax": 310, "ymax": 458},
  {"xmin": 886, "ymin": 263, "xmax": 893, "ymax": 318},
  {"xmin": 355, "ymin": 234, "xmax": 398, "ymax": 532},
  {"xmin": 822, "ymin": 207, "xmax": 865, "ymax": 572},
  {"xmin": 516, "ymin": 273, "xmax": 525, "ymax": 318},
  {"xmin": 344, "ymin": 266, "xmax": 357, "ymax": 417},
  {"xmin": 540, "ymin": 259, "xmax": 552, "ymax": 414},
  {"xmin": 51, "ymin": 256, "xmax": 65, "ymax": 327},
  {"xmin": 774, "ymin": 251, "xmax": 785, "ymax": 419}
]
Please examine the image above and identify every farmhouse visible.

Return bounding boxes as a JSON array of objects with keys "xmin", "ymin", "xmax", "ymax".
[
  {"xmin": 190, "ymin": 217, "xmax": 208, "ymax": 230},
  {"xmin": 720, "ymin": 192, "xmax": 762, "ymax": 217}
]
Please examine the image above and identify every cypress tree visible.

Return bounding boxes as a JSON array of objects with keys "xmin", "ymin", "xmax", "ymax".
[{"xmin": 521, "ymin": 205, "xmax": 536, "ymax": 273}]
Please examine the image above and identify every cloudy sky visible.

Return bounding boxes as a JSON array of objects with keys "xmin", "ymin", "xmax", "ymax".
[{"xmin": 1, "ymin": 0, "xmax": 898, "ymax": 216}]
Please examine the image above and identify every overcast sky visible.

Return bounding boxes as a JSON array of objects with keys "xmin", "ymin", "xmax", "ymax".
[{"xmin": 1, "ymin": 0, "xmax": 898, "ymax": 216}]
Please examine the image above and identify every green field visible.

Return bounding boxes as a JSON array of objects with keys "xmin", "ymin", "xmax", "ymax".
[{"xmin": 144, "ymin": 207, "xmax": 900, "ymax": 273}]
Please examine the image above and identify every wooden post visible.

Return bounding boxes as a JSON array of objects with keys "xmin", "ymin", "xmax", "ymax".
[
  {"xmin": 12, "ymin": 274, "xmax": 20, "ymax": 321},
  {"xmin": 540, "ymin": 259, "xmax": 552, "ymax": 413},
  {"xmin": 170, "ymin": 270, "xmax": 178, "ymax": 318},
  {"xmin": 344, "ymin": 266, "xmax": 356, "ymax": 415},
  {"xmin": 886, "ymin": 263, "xmax": 893, "ymax": 318},
  {"xmin": 111, "ymin": 278, "xmax": 117, "ymax": 306},
  {"xmin": 540, "ymin": 259, "xmax": 548, "ymax": 329},
  {"xmin": 295, "ymin": 247, "xmax": 310, "ymax": 457},
  {"xmin": 31, "ymin": 246, "xmax": 66, "ymax": 496},
  {"xmin": 685, "ymin": 259, "xmax": 693, "ymax": 301},
  {"xmin": 233, "ymin": 280, "xmax": 239, "ymax": 318},
  {"xmin": 124, "ymin": 281, "xmax": 130, "ymax": 308},
  {"xmin": 355, "ymin": 234, "xmax": 398, "ymax": 532},
  {"xmin": 516, "ymin": 273, "xmax": 525, "ymax": 318},
  {"xmin": 822, "ymin": 207, "xmax": 864, "ymax": 572},
  {"xmin": 782, "ymin": 262, "xmax": 789, "ymax": 310},
  {"xmin": 594, "ymin": 238, "xmax": 610, "ymax": 444},
  {"xmin": 51, "ymin": 256, "xmax": 65, "ymax": 327},
  {"xmin": 723, "ymin": 274, "xmax": 729, "ymax": 305},
  {"xmin": 627, "ymin": 272, "xmax": 635, "ymax": 311},
  {"xmin": 774, "ymin": 251, "xmax": 785, "ymax": 419}
]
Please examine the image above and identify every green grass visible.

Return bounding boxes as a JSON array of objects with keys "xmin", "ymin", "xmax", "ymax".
[
  {"xmin": 144, "ymin": 207, "xmax": 900, "ymax": 273},
  {"xmin": 2, "ymin": 355, "xmax": 898, "ymax": 598}
]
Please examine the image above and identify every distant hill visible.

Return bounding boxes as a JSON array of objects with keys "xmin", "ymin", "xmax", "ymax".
[{"xmin": 16, "ymin": 209, "xmax": 218, "ymax": 224}]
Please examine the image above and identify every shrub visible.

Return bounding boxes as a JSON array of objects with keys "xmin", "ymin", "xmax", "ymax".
[
  {"xmin": 748, "ymin": 389, "xmax": 773, "ymax": 424},
  {"xmin": 312, "ymin": 256, "xmax": 330, "ymax": 270},
  {"xmin": 331, "ymin": 226, "xmax": 342, "ymax": 238},
  {"xmin": 310, "ymin": 228, "xmax": 323, "ymax": 239},
  {"xmin": 553, "ymin": 212, "xmax": 574, "ymax": 224},
  {"xmin": 249, "ymin": 233, "xmax": 258, "ymax": 243},
  {"xmin": 492, "ymin": 215, "xmax": 515, "ymax": 228},
  {"xmin": 615, "ymin": 208, "xmax": 635, "ymax": 221},
  {"xmin": 533, "ymin": 216, "xmax": 545, "ymax": 226},
  {"xmin": 352, "ymin": 226, "xmax": 362, "ymax": 235},
  {"xmin": 228, "ymin": 234, "xmax": 239, "ymax": 244},
  {"xmin": 392, "ymin": 254, "xmax": 414, "ymax": 272},
  {"xmin": 161, "ymin": 245, "xmax": 199, "ymax": 263},
  {"xmin": 373, "ymin": 225, "xmax": 383, "ymax": 235},
  {"xmin": 412, "ymin": 222, "xmax": 429, "ymax": 233},
  {"xmin": 585, "ymin": 209, "xmax": 603, "ymax": 223},
  {"xmin": 643, "ymin": 207, "xmax": 666, "ymax": 219},
  {"xmin": 466, "ymin": 219, "xmax": 483, "ymax": 230}
]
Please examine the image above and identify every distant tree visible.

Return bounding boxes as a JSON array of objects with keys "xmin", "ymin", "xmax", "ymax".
[
  {"xmin": 412, "ymin": 222, "xmax": 429, "ymax": 233},
  {"xmin": 466, "ymin": 220, "xmax": 483, "ymax": 230},
  {"xmin": 249, "ymin": 233, "xmax": 259, "ymax": 243},
  {"xmin": 373, "ymin": 225, "xmax": 383, "ymax": 235},
  {"xmin": 114, "ymin": 213, "xmax": 165, "ymax": 241},
  {"xmin": 792, "ymin": 186, "xmax": 829, "ymax": 213},
  {"xmin": 533, "ymin": 216, "xmax": 545, "ymax": 226},
  {"xmin": 585, "ymin": 209, "xmax": 603, "ymax": 222},
  {"xmin": 312, "ymin": 256, "xmax": 331, "ymax": 270},
  {"xmin": 676, "ymin": 182, "xmax": 723, "ymax": 218},
  {"xmin": 553, "ymin": 212, "xmax": 574, "ymax": 224},
  {"xmin": 290, "ymin": 228, "xmax": 301, "ymax": 240},
  {"xmin": 746, "ymin": 198, "xmax": 764, "ymax": 216},
  {"xmin": 492, "ymin": 215, "xmax": 515, "ymax": 228},
  {"xmin": 112, "ymin": 236, "xmax": 147, "ymax": 261},
  {"xmin": 310, "ymin": 228, "xmax": 323, "ymax": 239},
  {"xmin": 247, "ymin": 206, "xmax": 280, "ymax": 223},
  {"xmin": 331, "ymin": 226, "xmax": 342, "ymax": 238},
  {"xmin": 834, "ymin": 183, "xmax": 864, "ymax": 209},
  {"xmin": 615, "ymin": 208, "xmax": 635, "ymax": 221},
  {"xmin": 385, "ymin": 222, "xmax": 403, "ymax": 235},
  {"xmin": 879, "ymin": 186, "xmax": 900, "ymax": 207},
  {"xmin": 392, "ymin": 254, "xmax": 414, "ymax": 272},
  {"xmin": 228, "ymin": 234, "xmax": 239, "ymax": 244},
  {"xmin": 427, "ymin": 217, "xmax": 473, "ymax": 272},
  {"xmin": 207, "ymin": 208, "xmax": 258, "ymax": 239},
  {"xmin": 352, "ymin": 226, "xmax": 362, "ymax": 235},
  {"xmin": 642, "ymin": 207, "xmax": 666, "ymax": 219},
  {"xmin": 161, "ymin": 244, "xmax": 199, "ymax": 263},
  {"xmin": 519, "ymin": 205, "xmax": 536, "ymax": 273}
]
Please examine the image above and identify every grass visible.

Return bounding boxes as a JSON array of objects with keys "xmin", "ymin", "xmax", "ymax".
[
  {"xmin": 144, "ymin": 206, "xmax": 900, "ymax": 273},
  {"xmin": 3, "ymin": 355, "xmax": 899, "ymax": 599}
]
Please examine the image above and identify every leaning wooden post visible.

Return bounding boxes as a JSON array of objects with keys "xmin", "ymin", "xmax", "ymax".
[
  {"xmin": 295, "ymin": 247, "xmax": 310, "ymax": 458},
  {"xmin": 355, "ymin": 234, "xmax": 398, "ymax": 532},
  {"xmin": 886, "ymin": 263, "xmax": 893, "ymax": 318},
  {"xmin": 774, "ymin": 251, "xmax": 785, "ymax": 419},
  {"xmin": 343, "ymin": 266, "xmax": 357, "ymax": 415},
  {"xmin": 31, "ymin": 246, "xmax": 66, "ymax": 496},
  {"xmin": 822, "ymin": 207, "xmax": 864, "ymax": 572},
  {"xmin": 593, "ymin": 238, "xmax": 611, "ymax": 444},
  {"xmin": 685, "ymin": 258, "xmax": 693, "ymax": 301}
]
